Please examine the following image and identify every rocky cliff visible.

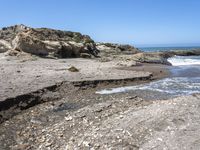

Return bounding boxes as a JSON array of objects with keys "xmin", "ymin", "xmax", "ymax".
[
  {"xmin": 0, "ymin": 24, "xmax": 99, "ymax": 58},
  {"xmin": 0, "ymin": 24, "xmax": 143, "ymax": 59},
  {"xmin": 0, "ymin": 25, "xmax": 141, "ymax": 59}
]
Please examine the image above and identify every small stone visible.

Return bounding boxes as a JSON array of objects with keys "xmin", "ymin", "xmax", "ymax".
[
  {"xmin": 119, "ymin": 115, "xmax": 124, "ymax": 119},
  {"xmin": 45, "ymin": 142, "xmax": 52, "ymax": 147},
  {"xmin": 65, "ymin": 116, "xmax": 73, "ymax": 121},
  {"xmin": 12, "ymin": 144, "xmax": 29, "ymax": 150},
  {"xmin": 80, "ymin": 53, "xmax": 91, "ymax": 58},
  {"xmin": 127, "ymin": 96, "xmax": 138, "ymax": 99},
  {"xmin": 117, "ymin": 61, "xmax": 137, "ymax": 67},
  {"xmin": 68, "ymin": 66, "xmax": 79, "ymax": 72},
  {"xmin": 94, "ymin": 143, "xmax": 100, "ymax": 148},
  {"xmin": 38, "ymin": 136, "xmax": 46, "ymax": 143},
  {"xmin": 83, "ymin": 141, "xmax": 90, "ymax": 147}
]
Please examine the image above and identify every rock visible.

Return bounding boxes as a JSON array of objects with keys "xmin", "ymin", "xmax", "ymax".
[
  {"xmin": 98, "ymin": 57, "xmax": 113, "ymax": 62},
  {"xmin": 11, "ymin": 144, "xmax": 30, "ymax": 150},
  {"xmin": 45, "ymin": 141, "xmax": 53, "ymax": 147},
  {"xmin": 68, "ymin": 66, "xmax": 79, "ymax": 72},
  {"xmin": 132, "ymin": 50, "xmax": 200, "ymax": 65},
  {"xmin": 12, "ymin": 32, "xmax": 49, "ymax": 56},
  {"xmin": 117, "ymin": 61, "xmax": 137, "ymax": 67},
  {"xmin": 65, "ymin": 116, "xmax": 73, "ymax": 121},
  {"xmin": 166, "ymin": 49, "xmax": 200, "ymax": 56},
  {"xmin": 0, "ymin": 24, "xmax": 29, "ymax": 42},
  {"xmin": 80, "ymin": 53, "xmax": 92, "ymax": 58},
  {"xmin": 0, "ymin": 25, "xmax": 99, "ymax": 58},
  {"xmin": 96, "ymin": 42, "xmax": 140, "ymax": 58},
  {"xmin": 6, "ymin": 49, "xmax": 21, "ymax": 56},
  {"xmin": 132, "ymin": 52, "xmax": 172, "ymax": 65},
  {"xmin": 0, "ymin": 40, "xmax": 12, "ymax": 53}
]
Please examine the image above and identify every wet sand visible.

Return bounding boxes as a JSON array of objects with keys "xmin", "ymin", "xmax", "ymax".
[{"xmin": 123, "ymin": 63, "xmax": 170, "ymax": 80}]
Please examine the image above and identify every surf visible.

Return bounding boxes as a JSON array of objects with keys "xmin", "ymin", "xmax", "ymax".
[
  {"xmin": 96, "ymin": 55, "xmax": 200, "ymax": 97},
  {"xmin": 168, "ymin": 56, "xmax": 200, "ymax": 66}
]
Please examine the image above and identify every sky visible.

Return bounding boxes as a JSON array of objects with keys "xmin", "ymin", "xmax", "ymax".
[{"xmin": 0, "ymin": 0, "xmax": 200, "ymax": 47}]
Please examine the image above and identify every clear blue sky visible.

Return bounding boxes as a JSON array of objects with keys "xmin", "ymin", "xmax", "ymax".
[{"xmin": 1, "ymin": 0, "xmax": 200, "ymax": 47}]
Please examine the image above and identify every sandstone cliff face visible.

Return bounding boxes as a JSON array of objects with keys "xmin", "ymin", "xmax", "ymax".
[{"xmin": 0, "ymin": 25, "xmax": 99, "ymax": 58}]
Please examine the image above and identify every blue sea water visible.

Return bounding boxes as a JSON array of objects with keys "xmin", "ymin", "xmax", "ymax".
[
  {"xmin": 97, "ymin": 47, "xmax": 200, "ymax": 98},
  {"xmin": 139, "ymin": 46, "xmax": 200, "ymax": 52}
]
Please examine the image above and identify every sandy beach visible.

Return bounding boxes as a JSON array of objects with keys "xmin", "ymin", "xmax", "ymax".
[
  {"xmin": 0, "ymin": 55, "xmax": 200, "ymax": 149},
  {"xmin": 0, "ymin": 52, "xmax": 172, "ymax": 149},
  {"xmin": 0, "ymin": 24, "xmax": 200, "ymax": 150}
]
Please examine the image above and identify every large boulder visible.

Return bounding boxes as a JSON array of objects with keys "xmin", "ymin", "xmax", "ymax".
[{"xmin": 0, "ymin": 25, "xmax": 99, "ymax": 58}]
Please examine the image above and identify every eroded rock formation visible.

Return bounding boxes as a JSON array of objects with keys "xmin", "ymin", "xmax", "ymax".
[{"xmin": 0, "ymin": 24, "xmax": 99, "ymax": 58}]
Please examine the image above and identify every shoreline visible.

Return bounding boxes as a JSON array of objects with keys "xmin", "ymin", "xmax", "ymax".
[
  {"xmin": 94, "ymin": 63, "xmax": 171, "ymax": 95},
  {"xmin": 0, "ymin": 55, "xmax": 200, "ymax": 149},
  {"xmin": 95, "ymin": 63, "xmax": 171, "ymax": 100},
  {"xmin": 119, "ymin": 62, "xmax": 170, "ymax": 80}
]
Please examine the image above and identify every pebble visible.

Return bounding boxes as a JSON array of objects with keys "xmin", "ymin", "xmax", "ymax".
[
  {"xmin": 65, "ymin": 116, "xmax": 73, "ymax": 121},
  {"xmin": 45, "ymin": 141, "xmax": 52, "ymax": 147}
]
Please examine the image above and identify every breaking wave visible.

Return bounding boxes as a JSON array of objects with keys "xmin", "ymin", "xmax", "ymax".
[{"xmin": 168, "ymin": 56, "xmax": 200, "ymax": 66}]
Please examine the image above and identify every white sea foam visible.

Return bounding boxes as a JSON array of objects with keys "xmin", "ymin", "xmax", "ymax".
[
  {"xmin": 168, "ymin": 56, "xmax": 200, "ymax": 66},
  {"xmin": 96, "ymin": 77, "xmax": 200, "ymax": 95}
]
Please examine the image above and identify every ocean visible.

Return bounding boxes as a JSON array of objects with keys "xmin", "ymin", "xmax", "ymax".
[
  {"xmin": 97, "ymin": 47, "xmax": 200, "ymax": 99},
  {"xmin": 139, "ymin": 46, "xmax": 200, "ymax": 52}
]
